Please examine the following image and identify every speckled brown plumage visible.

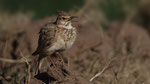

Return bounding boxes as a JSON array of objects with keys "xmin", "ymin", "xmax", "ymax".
[{"xmin": 32, "ymin": 11, "xmax": 77, "ymax": 74}]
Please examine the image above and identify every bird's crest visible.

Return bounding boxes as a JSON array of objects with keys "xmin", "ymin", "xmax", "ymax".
[{"xmin": 57, "ymin": 10, "xmax": 69, "ymax": 16}]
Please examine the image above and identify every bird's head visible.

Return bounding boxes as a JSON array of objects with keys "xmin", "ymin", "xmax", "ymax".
[{"xmin": 56, "ymin": 11, "xmax": 77, "ymax": 28}]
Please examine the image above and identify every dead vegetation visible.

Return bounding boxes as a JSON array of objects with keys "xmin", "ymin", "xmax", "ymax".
[{"xmin": 1, "ymin": 0, "xmax": 150, "ymax": 84}]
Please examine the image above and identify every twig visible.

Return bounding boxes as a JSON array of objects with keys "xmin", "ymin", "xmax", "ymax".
[
  {"xmin": 89, "ymin": 59, "xmax": 112, "ymax": 82},
  {"xmin": 20, "ymin": 52, "xmax": 31, "ymax": 84},
  {"xmin": 0, "ymin": 54, "xmax": 32, "ymax": 63},
  {"xmin": 0, "ymin": 53, "xmax": 32, "ymax": 84},
  {"xmin": 0, "ymin": 58, "xmax": 24, "ymax": 63}
]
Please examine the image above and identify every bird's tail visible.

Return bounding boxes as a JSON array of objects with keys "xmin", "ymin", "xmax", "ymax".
[{"xmin": 32, "ymin": 50, "xmax": 39, "ymax": 56}]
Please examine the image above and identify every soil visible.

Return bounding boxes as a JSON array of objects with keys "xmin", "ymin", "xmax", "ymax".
[{"xmin": 1, "ymin": 13, "xmax": 150, "ymax": 84}]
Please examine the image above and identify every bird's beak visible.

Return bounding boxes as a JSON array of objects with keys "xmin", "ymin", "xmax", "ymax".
[
  {"xmin": 70, "ymin": 16, "xmax": 78, "ymax": 22},
  {"xmin": 71, "ymin": 16, "xmax": 78, "ymax": 19}
]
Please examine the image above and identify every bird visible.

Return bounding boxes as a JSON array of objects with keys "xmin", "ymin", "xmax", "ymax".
[{"xmin": 32, "ymin": 11, "xmax": 77, "ymax": 74}]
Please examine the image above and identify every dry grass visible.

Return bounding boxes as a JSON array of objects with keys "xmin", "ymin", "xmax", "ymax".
[{"xmin": 0, "ymin": 0, "xmax": 150, "ymax": 84}]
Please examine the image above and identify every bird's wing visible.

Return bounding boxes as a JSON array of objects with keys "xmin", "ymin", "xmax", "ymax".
[{"xmin": 32, "ymin": 23, "xmax": 56, "ymax": 55}]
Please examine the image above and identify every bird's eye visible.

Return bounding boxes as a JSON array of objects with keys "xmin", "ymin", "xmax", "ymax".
[{"xmin": 62, "ymin": 17, "xmax": 65, "ymax": 20}]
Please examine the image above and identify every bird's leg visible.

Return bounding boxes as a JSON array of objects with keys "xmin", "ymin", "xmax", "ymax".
[
  {"xmin": 48, "ymin": 55, "xmax": 64, "ymax": 80},
  {"xmin": 55, "ymin": 52, "xmax": 65, "ymax": 64},
  {"xmin": 48, "ymin": 56, "xmax": 57, "ymax": 67}
]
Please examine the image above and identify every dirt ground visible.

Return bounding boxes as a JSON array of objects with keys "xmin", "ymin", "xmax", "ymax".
[{"xmin": 1, "ymin": 0, "xmax": 150, "ymax": 84}]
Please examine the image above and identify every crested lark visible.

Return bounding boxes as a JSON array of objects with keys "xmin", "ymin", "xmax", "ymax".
[{"xmin": 32, "ymin": 11, "xmax": 77, "ymax": 74}]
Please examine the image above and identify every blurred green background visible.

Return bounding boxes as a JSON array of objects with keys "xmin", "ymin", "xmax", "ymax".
[
  {"xmin": 0, "ymin": 0, "xmax": 84, "ymax": 19},
  {"xmin": 0, "ymin": 0, "xmax": 139, "ymax": 20}
]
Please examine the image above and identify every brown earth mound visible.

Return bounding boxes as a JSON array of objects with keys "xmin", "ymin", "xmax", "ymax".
[{"xmin": 1, "ymin": 14, "xmax": 150, "ymax": 84}]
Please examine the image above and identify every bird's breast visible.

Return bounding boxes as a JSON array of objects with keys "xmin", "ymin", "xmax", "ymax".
[{"xmin": 56, "ymin": 28, "xmax": 77, "ymax": 50}]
